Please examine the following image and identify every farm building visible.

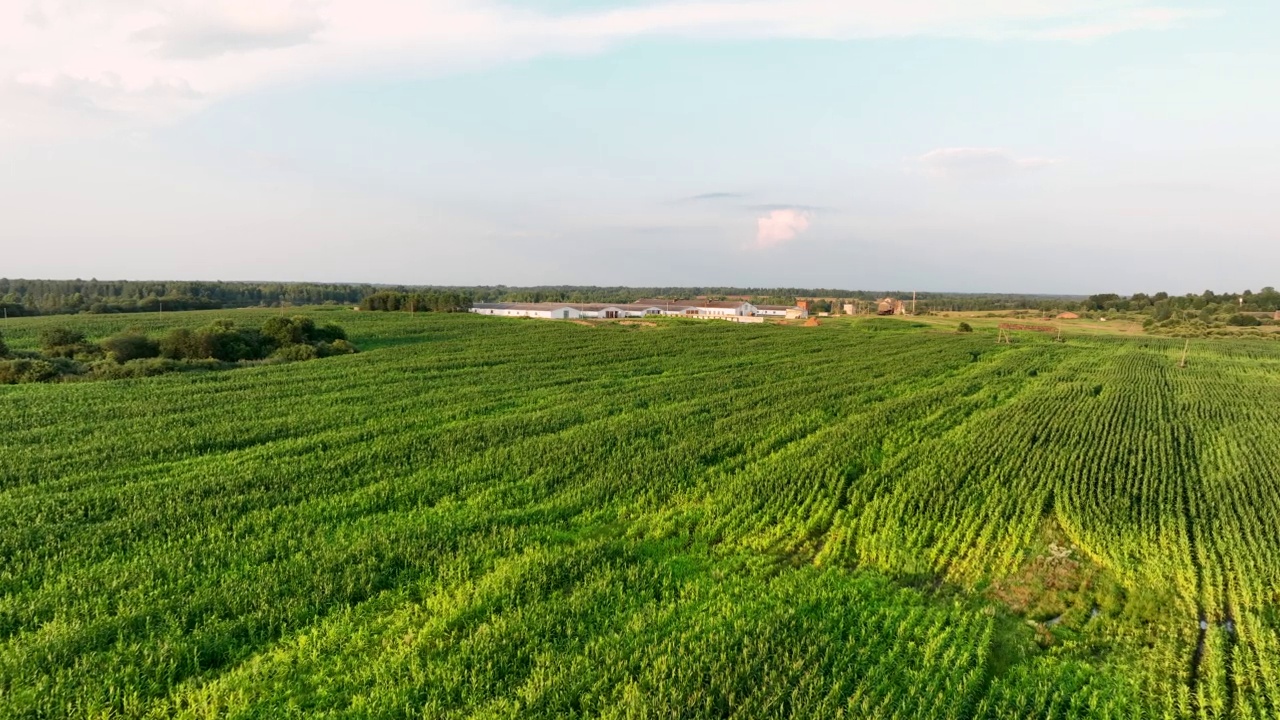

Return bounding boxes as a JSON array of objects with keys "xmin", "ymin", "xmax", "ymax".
[
  {"xmin": 633, "ymin": 299, "xmax": 759, "ymax": 317},
  {"xmin": 469, "ymin": 300, "xmax": 796, "ymax": 322},
  {"xmin": 1056, "ymin": 312, "xmax": 1080, "ymax": 320},
  {"xmin": 876, "ymin": 298, "xmax": 906, "ymax": 316},
  {"xmin": 471, "ymin": 303, "xmax": 583, "ymax": 319},
  {"xmin": 754, "ymin": 304, "xmax": 793, "ymax": 317}
]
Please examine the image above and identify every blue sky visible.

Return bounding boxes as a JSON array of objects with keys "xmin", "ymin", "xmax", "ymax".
[{"xmin": 2, "ymin": 0, "xmax": 1276, "ymax": 293}]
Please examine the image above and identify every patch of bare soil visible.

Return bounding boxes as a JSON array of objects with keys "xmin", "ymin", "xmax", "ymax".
[
  {"xmin": 618, "ymin": 320, "xmax": 657, "ymax": 327},
  {"xmin": 989, "ymin": 542, "xmax": 1091, "ymax": 646}
]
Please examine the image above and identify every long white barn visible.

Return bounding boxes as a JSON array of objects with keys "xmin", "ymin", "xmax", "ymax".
[{"xmin": 469, "ymin": 300, "xmax": 804, "ymax": 321}]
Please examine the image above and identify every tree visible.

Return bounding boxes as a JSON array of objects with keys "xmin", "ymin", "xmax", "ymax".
[
  {"xmin": 262, "ymin": 316, "xmax": 316, "ymax": 347},
  {"xmin": 159, "ymin": 328, "xmax": 202, "ymax": 360},
  {"xmin": 38, "ymin": 327, "xmax": 88, "ymax": 356},
  {"xmin": 101, "ymin": 333, "xmax": 161, "ymax": 363},
  {"xmin": 1227, "ymin": 314, "xmax": 1261, "ymax": 327},
  {"xmin": 0, "ymin": 331, "xmax": 7, "ymax": 358}
]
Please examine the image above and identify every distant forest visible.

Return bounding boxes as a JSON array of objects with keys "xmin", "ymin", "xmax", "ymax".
[
  {"xmin": 0, "ymin": 279, "xmax": 375, "ymax": 317},
  {"xmin": 4, "ymin": 279, "xmax": 1278, "ymax": 320}
]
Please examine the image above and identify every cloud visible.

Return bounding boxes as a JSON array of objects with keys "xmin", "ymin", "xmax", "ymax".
[
  {"xmin": 132, "ymin": 2, "xmax": 326, "ymax": 59},
  {"xmin": 0, "ymin": 1, "xmax": 1211, "ymax": 139},
  {"xmin": 1034, "ymin": 7, "xmax": 1214, "ymax": 41},
  {"xmin": 23, "ymin": 2, "xmax": 48, "ymax": 29},
  {"xmin": 916, "ymin": 147, "xmax": 1059, "ymax": 178},
  {"xmin": 747, "ymin": 203, "xmax": 827, "ymax": 212},
  {"xmin": 684, "ymin": 192, "xmax": 746, "ymax": 201},
  {"xmin": 756, "ymin": 208, "xmax": 811, "ymax": 248}
]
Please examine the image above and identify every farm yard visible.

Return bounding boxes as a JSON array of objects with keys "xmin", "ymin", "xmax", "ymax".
[{"xmin": 4, "ymin": 309, "xmax": 1280, "ymax": 718}]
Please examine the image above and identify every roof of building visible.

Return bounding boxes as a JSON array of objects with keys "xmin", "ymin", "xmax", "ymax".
[
  {"xmin": 692, "ymin": 300, "xmax": 754, "ymax": 309},
  {"xmin": 472, "ymin": 302, "xmax": 574, "ymax": 311},
  {"xmin": 754, "ymin": 304, "xmax": 794, "ymax": 311},
  {"xmin": 473, "ymin": 302, "xmax": 667, "ymax": 312},
  {"xmin": 632, "ymin": 298, "xmax": 689, "ymax": 307}
]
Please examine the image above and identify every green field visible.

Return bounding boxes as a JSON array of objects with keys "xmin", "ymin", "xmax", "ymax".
[{"xmin": 4, "ymin": 310, "xmax": 1280, "ymax": 718}]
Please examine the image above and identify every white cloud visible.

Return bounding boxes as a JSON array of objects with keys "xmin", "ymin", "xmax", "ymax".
[
  {"xmin": 0, "ymin": 1, "xmax": 1211, "ymax": 140},
  {"xmin": 916, "ymin": 147, "xmax": 1059, "ymax": 178},
  {"xmin": 756, "ymin": 208, "xmax": 810, "ymax": 248},
  {"xmin": 131, "ymin": 1, "xmax": 326, "ymax": 59}
]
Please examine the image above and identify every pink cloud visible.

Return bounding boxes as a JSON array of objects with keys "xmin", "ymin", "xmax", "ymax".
[{"xmin": 756, "ymin": 209, "xmax": 811, "ymax": 248}]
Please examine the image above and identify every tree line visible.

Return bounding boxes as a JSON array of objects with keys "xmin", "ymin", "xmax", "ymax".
[
  {"xmin": 0, "ymin": 279, "xmax": 380, "ymax": 316},
  {"xmin": 360, "ymin": 291, "xmax": 471, "ymax": 312}
]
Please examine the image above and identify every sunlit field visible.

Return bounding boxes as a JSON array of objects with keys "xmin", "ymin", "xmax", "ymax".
[{"xmin": 4, "ymin": 310, "xmax": 1280, "ymax": 718}]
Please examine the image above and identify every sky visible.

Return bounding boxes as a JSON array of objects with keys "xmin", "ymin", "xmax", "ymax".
[{"xmin": 1, "ymin": 0, "xmax": 1277, "ymax": 294}]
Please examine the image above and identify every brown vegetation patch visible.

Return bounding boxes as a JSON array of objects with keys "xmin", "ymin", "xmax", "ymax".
[
  {"xmin": 618, "ymin": 320, "xmax": 657, "ymax": 327},
  {"xmin": 989, "ymin": 542, "xmax": 1087, "ymax": 620},
  {"xmin": 803, "ymin": 318, "xmax": 820, "ymax": 327}
]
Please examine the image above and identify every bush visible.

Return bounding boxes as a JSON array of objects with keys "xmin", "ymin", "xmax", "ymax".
[
  {"xmin": 199, "ymin": 325, "xmax": 267, "ymax": 362},
  {"xmin": 101, "ymin": 333, "xmax": 161, "ymax": 363},
  {"xmin": 161, "ymin": 323, "xmax": 268, "ymax": 362},
  {"xmin": 1226, "ymin": 314, "xmax": 1262, "ymax": 327},
  {"xmin": 88, "ymin": 358, "xmax": 222, "ymax": 380},
  {"xmin": 315, "ymin": 339, "xmax": 359, "ymax": 358},
  {"xmin": 272, "ymin": 343, "xmax": 318, "ymax": 361},
  {"xmin": 0, "ymin": 331, "xmax": 7, "ymax": 358},
  {"xmin": 159, "ymin": 328, "xmax": 202, "ymax": 360},
  {"xmin": 0, "ymin": 359, "xmax": 61, "ymax": 384},
  {"xmin": 313, "ymin": 323, "xmax": 347, "ymax": 343},
  {"xmin": 957, "ymin": 322, "xmax": 973, "ymax": 333},
  {"xmin": 38, "ymin": 327, "xmax": 89, "ymax": 357},
  {"xmin": 261, "ymin": 316, "xmax": 316, "ymax": 347},
  {"xmin": 329, "ymin": 339, "xmax": 358, "ymax": 355}
]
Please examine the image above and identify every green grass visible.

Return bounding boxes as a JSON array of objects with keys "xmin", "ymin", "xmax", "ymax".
[{"xmin": 3, "ymin": 310, "xmax": 1280, "ymax": 718}]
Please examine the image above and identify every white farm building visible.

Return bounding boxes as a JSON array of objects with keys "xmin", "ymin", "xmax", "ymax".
[{"xmin": 469, "ymin": 300, "xmax": 804, "ymax": 322}]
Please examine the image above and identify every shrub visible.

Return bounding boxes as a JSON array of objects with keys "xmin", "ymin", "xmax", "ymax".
[
  {"xmin": 957, "ymin": 322, "xmax": 973, "ymax": 333},
  {"xmin": 1226, "ymin": 314, "xmax": 1261, "ymax": 327},
  {"xmin": 0, "ymin": 331, "xmax": 7, "ymax": 358},
  {"xmin": 198, "ymin": 325, "xmax": 266, "ymax": 362},
  {"xmin": 315, "ymin": 339, "xmax": 359, "ymax": 358},
  {"xmin": 101, "ymin": 333, "xmax": 161, "ymax": 363},
  {"xmin": 329, "ymin": 339, "xmax": 358, "ymax": 355},
  {"xmin": 272, "ymin": 343, "xmax": 318, "ymax": 361},
  {"xmin": 0, "ymin": 359, "xmax": 61, "ymax": 384},
  {"xmin": 261, "ymin": 316, "xmax": 316, "ymax": 347},
  {"xmin": 313, "ymin": 323, "xmax": 347, "ymax": 343},
  {"xmin": 88, "ymin": 358, "xmax": 221, "ymax": 380},
  {"xmin": 38, "ymin": 327, "xmax": 90, "ymax": 357},
  {"xmin": 162, "ymin": 323, "xmax": 267, "ymax": 362},
  {"xmin": 159, "ymin": 328, "xmax": 202, "ymax": 360}
]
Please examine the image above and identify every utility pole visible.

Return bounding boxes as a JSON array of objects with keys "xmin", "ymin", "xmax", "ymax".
[{"xmin": 913, "ymin": 291, "xmax": 917, "ymax": 315}]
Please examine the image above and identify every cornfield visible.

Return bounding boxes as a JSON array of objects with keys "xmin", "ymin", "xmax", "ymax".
[{"xmin": 3, "ymin": 309, "xmax": 1280, "ymax": 718}]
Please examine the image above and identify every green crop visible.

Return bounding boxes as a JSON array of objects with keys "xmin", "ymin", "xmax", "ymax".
[{"xmin": 2, "ymin": 310, "xmax": 1279, "ymax": 718}]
